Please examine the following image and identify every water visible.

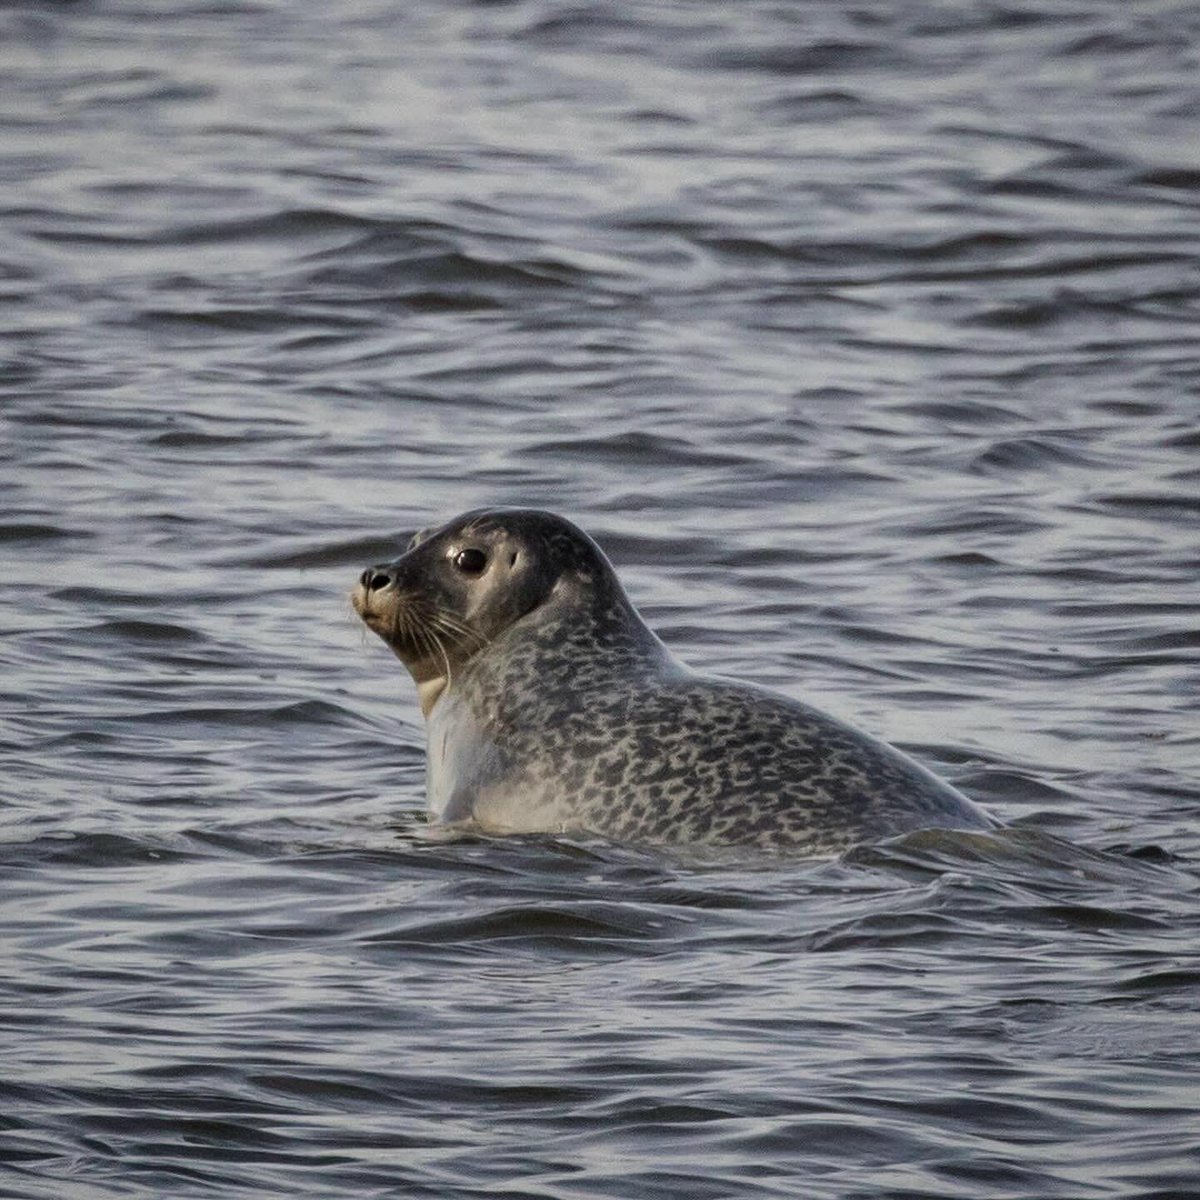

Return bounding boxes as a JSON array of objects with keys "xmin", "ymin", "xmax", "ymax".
[{"xmin": 3, "ymin": 1, "xmax": 1200, "ymax": 1196}]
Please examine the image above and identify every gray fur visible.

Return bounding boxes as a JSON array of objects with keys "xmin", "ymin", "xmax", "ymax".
[{"xmin": 353, "ymin": 508, "xmax": 994, "ymax": 854}]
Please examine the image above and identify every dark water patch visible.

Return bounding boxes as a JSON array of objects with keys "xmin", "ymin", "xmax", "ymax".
[
  {"xmin": 517, "ymin": 7, "xmax": 665, "ymax": 46},
  {"xmin": 805, "ymin": 910, "xmax": 982, "ymax": 953},
  {"xmin": 1021, "ymin": 902, "xmax": 1169, "ymax": 933},
  {"xmin": 6, "ymin": 402, "xmax": 187, "ymax": 433},
  {"xmin": 1102, "ymin": 842, "xmax": 1184, "ymax": 866},
  {"xmin": 4, "ymin": 832, "xmax": 204, "ymax": 871},
  {"xmin": 150, "ymin": 430, "xmax": 263, "ymax": 449},
  {"xmin": 185, "ymin": 825, "xmax": 365, "ymax": 861},
  {"xmin": 850, "ymin": 828, "xmax": 1191, "ymax": 893},
  {"xmin": 138, "ymin": 305, "xmax": 379, "ymax": 340},
  {"xmin": 695, "ymin": 232, "xmax": 1187, "ymax": 295},
  {"xmin": 699, "ymin": 40, "xmax": 901, "ymax": 76},
  {"xmin": 49, "ymin": 584, "xmax": 245, "ymax": 610},
  {"xmin": 874, "ymin": 231, "xmax": 1036, "ymax": 264},
  {"xmin": 58, "ymin": 698, "xmax": 364, "ymax": 733},
  {"xmin": 525, "ymin": 431, "xmax": 754, "ymax": 470},
  {"xmin": 301, "ymin": 231, "xmax": 592, "ymax": 298},
  {"xmin": 24, "ymin": 207, "xmax": 385, "ymax": 251},
  {"xmin": 930, "ymin": 550, "xmax": 1003, "ymax": 568},
  {"xmin": 953, "ymin": 767, "xmax": 1085, "ymax": 811},
  {"xmin": 1111, "ymin": 967, "xmax": 1200, "ymax": 997},
  {"xmin": 969, "ymin": 436, "xmax": 1099, "ymax": 472},
  {"xmin": 1060, "ymin": 29, "xmax": 1171, "ymax": 56},
  {"xmin": 226, "ymin": 532, "xmax": 416, "ymax": 570},
  {"xmin": 363, "ymin": 901, "xmax": 676, "ymax": 954},
  {"xmin": 1087, "ymin": 490, "xmax": 1200, "ymax": 519},
  {"xmin": 136, "ymin": 306, "xmax": 324, "ymax": 334},
  {"xmin": 886, "ymin": 505, "xmax": 1051, "ymax": 540},
  {"xmin": 0, "ymin": 521, "xmax": 92, "ymax": 544},
  {"xmin": 1091, "ymin": 628, "xmax": 1200, "ymax": 655},
  {"xmin": 755, "ymin": 88, "xmax": 884, "ymax": 121},
  {"xmin": 80, "ymin": 619, "xmax": 207, "ymax": 645},
  {"xmin": 1135, "ymin": 166, "xmax": 1200, "ymax": 192},
  {"xmin": 388, "ymin": 289, "xmax": 508, "ymax": 313},
  {"xmin": 1047, "ymin": 599, "xmax": 1198, "ymax": 620},
  {"xmin": 167, "ymin": 208, "xmax": 391, "ymax": 247},
  {"xmin": 889, "ymin": 398, "xmax": 1028, "ymax": 427}
]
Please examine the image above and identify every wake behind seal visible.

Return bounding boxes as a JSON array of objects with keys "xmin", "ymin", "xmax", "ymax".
[{"xmin": 351, "ymin": 508, "xmax": 994, "ymax": 854}]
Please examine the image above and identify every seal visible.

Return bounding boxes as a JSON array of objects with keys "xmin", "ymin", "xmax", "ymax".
[{"xmin": 352, "ymin": 508, "xmax": 994, "ymax": 853}]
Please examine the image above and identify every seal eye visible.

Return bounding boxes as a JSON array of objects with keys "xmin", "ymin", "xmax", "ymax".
[{"xmin": 453, "ymin": 547, "xmax": 488, "ymax": 575}]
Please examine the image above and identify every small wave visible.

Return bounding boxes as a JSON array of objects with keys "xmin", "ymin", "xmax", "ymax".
[
  {"xmin": 80, "ymin": 620, "xmax": 206, "ymax": 645},
  {"xmin": 525, "ymin": 431, "xmax": 754, "ymax": 470},
  {"xmin": 698, "ymin": 40, "xmax": 901, "ymax": 75},
  {"xmin": 363, "ymin": 901, "xmax": 674, "ymax": 952},
  {"xmin": 0, "ymin": 522, "xmax": 91, "ymax": 544},
  {"xmin": 221, "ymin": 533, "xmax": 413, "ymax": 570}
]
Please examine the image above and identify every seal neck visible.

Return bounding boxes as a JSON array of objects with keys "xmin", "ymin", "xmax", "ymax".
[
  {"xmin": 514, "ymin": 581, "xmax": 679, "ymax": 686},
  {"xmin": 416, "ymin": 676, "xmax": 448, "ymax": 718},
  {"xmin": 423, "ymin": 566, "xmax": 679, "ymax": 718}
]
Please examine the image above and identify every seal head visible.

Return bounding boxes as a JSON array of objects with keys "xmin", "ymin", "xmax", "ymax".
[
  {"xmin": 352, "ymin": 508, "xmax": 655, "ymax": 717},
  {"xmin": 353, "ymin": 508, "xmax": 994, "ymax": 852}
]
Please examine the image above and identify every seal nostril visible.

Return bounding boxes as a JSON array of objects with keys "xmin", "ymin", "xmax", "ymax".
[{"xmin": 362, "ymin": 568, "xmax": 392, "ymax": 591}]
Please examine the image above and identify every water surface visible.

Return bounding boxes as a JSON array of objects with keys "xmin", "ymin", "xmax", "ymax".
[{"xmin": 3, "ymin": 1, "xmax": 1199, "ymax": 1196}]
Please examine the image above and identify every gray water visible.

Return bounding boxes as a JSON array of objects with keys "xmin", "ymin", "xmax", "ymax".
[{"xmin": 3, "ymin": 1, "xmax": 1200, "ymax": 1196}]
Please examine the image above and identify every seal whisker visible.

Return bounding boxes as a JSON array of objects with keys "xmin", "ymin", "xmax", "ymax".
[
  {"xmin": 428, "ymin": 611, "xmax": 488, "ymax": 653},
  {"xmin": 430, "ymin": 626, "xmax": 454, "ymax": 690},
  {"xmin": 409, "ymin": 609, "xmax": 436, "ymax": 663},
  {"xmin": 404, "ymin": 604, "xmax": 455, "ymax": 690}
]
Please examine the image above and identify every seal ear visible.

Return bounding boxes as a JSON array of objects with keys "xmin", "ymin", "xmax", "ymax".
[{"xmin": 407, "ymin": 526, "xmax": 434, "ymax": 551}]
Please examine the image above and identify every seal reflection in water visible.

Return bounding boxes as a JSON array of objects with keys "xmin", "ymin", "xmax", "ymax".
[{"xmin": 352, "ymin": 508, "xmax": 994, "ymax": 854}]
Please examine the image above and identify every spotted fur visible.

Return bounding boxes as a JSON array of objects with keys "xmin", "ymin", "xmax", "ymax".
[{"xmin": 354, "ymin": 509, "xmax": 994, "ymax": 854}]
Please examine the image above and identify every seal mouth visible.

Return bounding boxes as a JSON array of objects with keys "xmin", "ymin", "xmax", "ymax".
[
  {"xmin": 350, "ymin": 582, "xmax": 391, "ymax": 637},
  {"xmin": 352, "ymin": 582, "xmax": 488, "ymax": 675}
]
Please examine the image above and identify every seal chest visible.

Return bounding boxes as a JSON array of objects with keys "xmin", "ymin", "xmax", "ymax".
[{"xmin": 352, "ymin": 508, "xmax": 994, "ymax": 854}]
